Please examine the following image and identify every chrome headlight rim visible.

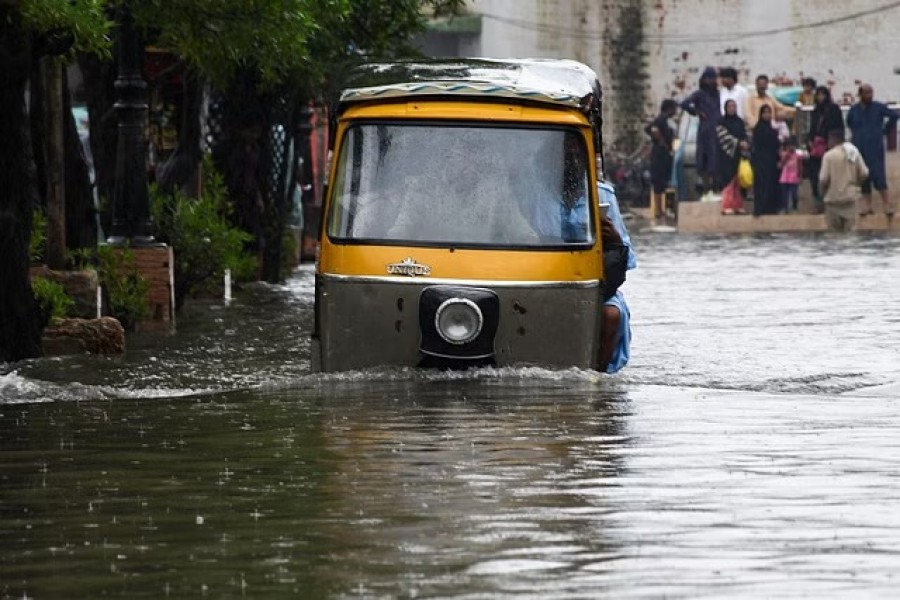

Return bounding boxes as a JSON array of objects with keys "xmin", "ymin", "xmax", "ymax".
[{"xmin": 434, "ymin": 297, "xmax": 484, "ymax": 345}]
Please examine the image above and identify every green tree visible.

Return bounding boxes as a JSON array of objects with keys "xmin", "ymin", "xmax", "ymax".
[
  {"xmin": 308, "ymin": 0, "xmax": 464, "ymax": 77},
  {"xmin": 0, "ymin": 0, "xmax": 109, "ymax": 362},
  {"xmin": 132, "ymin": 0, "xmax": 342, "ymax": 90},
  {"xmin": 75, "ymin": 1, "xmax": 463, "ymax": 290},
  {"xmin": 134, "ymin": 0, "xmax": 463, "ymax": 283},
  {"xmin": 248, "ymin": 0, "xmax": 465, "ymax": 283}
]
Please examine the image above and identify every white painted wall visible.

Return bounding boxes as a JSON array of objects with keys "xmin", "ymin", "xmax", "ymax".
[
  {"xmin": 470, "ymin": 0, "xmax": 606, "ymax": 73},
  {"xmin": 646, "ymin": 0, "xmax": 900, "ymax": 106},
  {"xmin": 466, "ymin": 0, "xmax": 900, "ymax": 111}
]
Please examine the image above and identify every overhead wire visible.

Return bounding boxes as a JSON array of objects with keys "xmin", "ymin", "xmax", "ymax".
[{"xmin": 475, "ymin": 1, "xmax": 900, "ymax": 45}]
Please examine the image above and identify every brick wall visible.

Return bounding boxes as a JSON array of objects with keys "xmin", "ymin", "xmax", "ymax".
[{"xmin": 131, "ymin": 246, "xmax": 175, "ymax": 331}]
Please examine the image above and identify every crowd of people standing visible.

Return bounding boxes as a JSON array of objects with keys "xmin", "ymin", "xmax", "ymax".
[{"xmin": 646, "ymin": 66, "xmax": 899, "ymax": 230}]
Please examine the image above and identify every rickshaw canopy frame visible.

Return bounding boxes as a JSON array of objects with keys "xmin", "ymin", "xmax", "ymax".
[{"xmin": 337, "ymin": 58, "xmax": 601, "ymax": 113}]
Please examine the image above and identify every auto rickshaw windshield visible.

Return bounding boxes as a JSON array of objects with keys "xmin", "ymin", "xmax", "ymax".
[{"xmin": 326, "ymin": 123, "xmax": 594, "ymax": 248}]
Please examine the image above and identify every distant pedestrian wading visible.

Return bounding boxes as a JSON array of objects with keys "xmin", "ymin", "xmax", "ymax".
[{"xmin": 819, "ymin": 129, "xmax": 868, "ymax": 233}]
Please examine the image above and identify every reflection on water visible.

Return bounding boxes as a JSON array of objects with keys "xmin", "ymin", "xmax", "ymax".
[{"xmin": 2, "ymin": 234, "xmax": 900, "ymax": 598}]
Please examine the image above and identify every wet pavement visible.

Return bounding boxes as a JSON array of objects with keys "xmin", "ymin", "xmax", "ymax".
[{"xmin": 2, "ymin": 233, "xmax": 899, "ymax": 598}]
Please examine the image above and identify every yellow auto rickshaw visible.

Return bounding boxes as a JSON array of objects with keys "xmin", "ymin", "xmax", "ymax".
[{"xmin": 312, "ymin": 58, "xmax": 613, "ymax": 372}]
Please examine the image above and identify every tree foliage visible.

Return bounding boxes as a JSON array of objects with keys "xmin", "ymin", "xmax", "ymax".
[
  {"xmin": 1, "ymin": 0, "xmax": 111, "ymax": 362},
  {"xmin": 129, "ymin": 0, "xmax": 464, "ymax": 285},
  {"xmin": 32, "ymin": 276, "xmax": 75, "ymax": 321},
  {"xmin": 132, "ymin": 0, "xmax": 347, "ymax": 89},
  {"xmin": 304, "ymin": 0, "xmax": 465, "ymax": 93},
  {"xmin": 151, "ymin": 157, "xmax": 254, "ymax": 309},
  {"xmin": 20, "ymin": 0, "xmax": 111, "ymax": 58},
  {"xmin": 94, "ymin": 245, "xmax": 150, "ymax": 330},
  {"xmin": 129, "ymin": 0, "xmax": 464, "ymax": 91}
]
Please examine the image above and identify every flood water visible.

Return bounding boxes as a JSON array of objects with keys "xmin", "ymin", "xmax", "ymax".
[{"xmin": 2, "ymin": 233, "xmax": 899, "ymax": 598}]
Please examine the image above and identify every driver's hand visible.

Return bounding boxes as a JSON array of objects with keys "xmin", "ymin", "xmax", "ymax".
[{"xmin": 600, "ymin": 215, "xmax": 623, "ymax": 245}]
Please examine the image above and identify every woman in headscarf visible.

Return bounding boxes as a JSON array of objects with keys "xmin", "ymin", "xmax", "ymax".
[
  {"xmin": 717, "ymin": 99, "xmax": 748, "ymax": 214},
  {"xmin": 807, "ymin": 86, "xmax": 844, "ymax": 213},
  {"xmin": 751, "ymin": 104, "xmax": 782, "ymax": 215}
]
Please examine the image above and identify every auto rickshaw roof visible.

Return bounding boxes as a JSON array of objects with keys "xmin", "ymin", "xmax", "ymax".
[{"xmin": 339, "ymin": 58, "xmax": 601, "ymax": 109}]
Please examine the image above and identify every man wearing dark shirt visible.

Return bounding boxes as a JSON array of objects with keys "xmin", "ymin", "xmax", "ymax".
[
  {"xmin": 847, "ymin": 84, "xmax": 899, "ymax": 221},
  {"xmin": 645, "ymin": 99, "xmax": 678, "ymax": 218},
  {"xmin": 680, "ymin": 66, "xmax": 721, "ymax": 199}
]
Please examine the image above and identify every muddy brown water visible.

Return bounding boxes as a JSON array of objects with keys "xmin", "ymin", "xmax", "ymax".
[{"xmin": 2, "ymin": 233, "xmax": 899, "ymax": 598}]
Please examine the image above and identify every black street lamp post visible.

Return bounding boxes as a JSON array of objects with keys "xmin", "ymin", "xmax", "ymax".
[{"xmin": 108, "ymin": 1, "xmax": 154, "ymax": 245}]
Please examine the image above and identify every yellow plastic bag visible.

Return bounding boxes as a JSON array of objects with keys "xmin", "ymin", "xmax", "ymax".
[{"xmin": 737, "ymin": 157, "xmax": 753, "ymax": 189}]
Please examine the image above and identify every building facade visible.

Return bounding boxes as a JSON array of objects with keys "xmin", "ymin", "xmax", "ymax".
[{"xmin": 422, "ymin": 0, "xmax": 900, "ymax": 150}]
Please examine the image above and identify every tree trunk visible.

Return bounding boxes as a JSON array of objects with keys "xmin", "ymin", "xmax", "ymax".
[
  {"xmin": 63, "ymin": 72, "xmax": 98, "ymax": 249},
  {"xmin": 260, "ymin": 108, "xmax": 291, "ymax": 284},
  {"xmin": 43, "ymin": 57, "xmax": 66, "ymax": 269},
  {"xmin": 0, "ymin": 7, "xmax": 44, "ymax": 362},
  {"xmin": 29, "ymin": 54, "xmax": 46, "ymax": 208},
  {"xmin": 78, "ymin": 53, "xmax": 117, "ymax": 236},
  {"xmin": 259, "ymin": 94, "xmax": 297, "ymax": 284}
]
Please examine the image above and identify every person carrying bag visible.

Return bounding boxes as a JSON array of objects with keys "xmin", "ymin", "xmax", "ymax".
[{"xmin": 717, "ymin": 99, "xmax": 749, "ymax": 214}]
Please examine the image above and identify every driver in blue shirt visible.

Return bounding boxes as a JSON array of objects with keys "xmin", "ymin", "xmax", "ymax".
[
  {"xmin": 531, "ymin": 136, "xmax": 591, "ymax": 243},
  {"xmin": 530, "ymin": 193, "xmax": 589, "ymax": 243},
  {"xmin": 598, "ymin": 181, "xmax": 636, "ymax": 374}
]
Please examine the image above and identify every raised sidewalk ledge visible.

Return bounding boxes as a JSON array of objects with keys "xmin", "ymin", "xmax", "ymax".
[{"xmin": 677, "ymin": 200, "xmax": 899, "ymax": 234}]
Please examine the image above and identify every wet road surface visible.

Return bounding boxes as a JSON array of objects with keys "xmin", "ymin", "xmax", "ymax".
[{"xmin": 2, "ymin": 233, "xmax": 899, "ymax": 598}]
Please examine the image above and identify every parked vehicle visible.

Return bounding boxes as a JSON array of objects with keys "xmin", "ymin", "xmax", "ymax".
[{"xmin": 312, "ymin": 58, "xmax": 615, "ymax": 372}]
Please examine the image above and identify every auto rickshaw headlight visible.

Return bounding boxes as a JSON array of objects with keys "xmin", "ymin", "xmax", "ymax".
[
  {"xmin": 435, "ymin": 298, "xmax": 483, "ymax": 345},
  {"xmin": 419, "ymin": 286, "xmax": 498, "ymax": 362}
]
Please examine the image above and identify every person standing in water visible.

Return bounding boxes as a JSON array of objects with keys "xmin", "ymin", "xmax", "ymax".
[{"xmin": 820, "ymin": 128, "xmax": 869, "ymax": 233}]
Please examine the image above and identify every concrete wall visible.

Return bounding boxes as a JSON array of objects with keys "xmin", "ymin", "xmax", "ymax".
[
  {"xmin": 461, "ymin": 0, "xmax": 900, "ymax": 149},
  {"xmin": 471, "ymin": 0, "xmax": 607, "ymax": 71},
  {"xmin": 647, "ymin": 0, "xmax": 900, "ymax": 106},
  {"xmin": 469, "ymin": 0, "xmax": 650, "ymax": 150}
]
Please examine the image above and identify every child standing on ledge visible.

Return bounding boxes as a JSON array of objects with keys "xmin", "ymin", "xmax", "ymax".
[{"xmin": 779, "ymin": 136, "xmax": 808, "ymax": 213}]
